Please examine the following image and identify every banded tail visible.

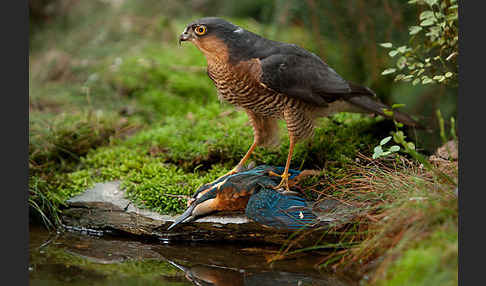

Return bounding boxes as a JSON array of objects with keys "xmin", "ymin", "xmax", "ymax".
[{"xmin": 347, "ymin": 83, "xmax": 424, "ymax": 129}]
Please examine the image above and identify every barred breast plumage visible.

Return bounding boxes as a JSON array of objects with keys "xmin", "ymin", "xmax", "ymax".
[{"xmin": 207, "ymin": 59, "xmax": 318, "ymax": 141}]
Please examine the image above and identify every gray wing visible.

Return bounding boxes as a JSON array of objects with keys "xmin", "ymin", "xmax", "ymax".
[
  {"xmin": 255, "ymin": 44, "xmax": 421, "ymax": 127},
  {"xmin": 259, "ymin": 48, "xmax": 352, "ymax": 106}
]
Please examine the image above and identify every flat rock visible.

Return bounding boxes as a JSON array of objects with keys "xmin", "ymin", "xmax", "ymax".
[
  {"xmin": 67, "ymin": 181, "xmax": 130, "ymax": 211},
  {"xmin": 62, "ymin": 181, "xmax": 356, "ymax": 246}
]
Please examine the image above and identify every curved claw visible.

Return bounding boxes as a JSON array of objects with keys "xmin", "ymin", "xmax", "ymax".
[{"xmin": 273, "ymin": 172, "xmax": 290, "ymax": 191}]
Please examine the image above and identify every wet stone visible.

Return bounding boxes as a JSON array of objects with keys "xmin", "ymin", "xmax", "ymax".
[
  {"xmin": 61, "ymin": 181, "xmax": 355, "ymax": 246},
  {"xmin": 66, "ymin": 181, "xmax": 129, "ymax": 211}
]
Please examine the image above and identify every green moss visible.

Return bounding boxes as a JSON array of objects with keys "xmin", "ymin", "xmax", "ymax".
[
  {"xmin": 379, "ymin": 229, "xmax": 458, "ymax": 286},
  {"xmin": 28, "ymin": 110, "xmax": 143, "ymax": 226},
  {"xmin": 51, "ymin": 109, "xmax": 386, "ymax": 215},
  {"xmin": 55, "ymin": 144, "xmax": 228, "ymax": 214},
  {"xmin": 254, "ymin": 113, "xmax": 387, "ymax": 171},
  {"xmin": 29, "ymin": 0, "xmax": 399, "ymax": 224},
  {"xmin": 120, "ymin": 103, "xmax": 251, "ymax": 168},
  {"xmin": 123, "ymin": 163, "xmax": 227, "ymax": 214},
  {"xmin": 29, "ymin": 110, "xmax": 140, "ymax": 173}
]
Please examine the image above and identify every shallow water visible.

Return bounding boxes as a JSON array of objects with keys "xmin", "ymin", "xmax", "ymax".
[{"xmin": 29, "ymin": 225, "xmax": 355, "ymax": 286}]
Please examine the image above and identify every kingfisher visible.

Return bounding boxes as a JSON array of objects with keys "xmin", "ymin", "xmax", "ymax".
[{"xmin": 167, "ymin": 165, "xmax": 322, "ymax": 231}]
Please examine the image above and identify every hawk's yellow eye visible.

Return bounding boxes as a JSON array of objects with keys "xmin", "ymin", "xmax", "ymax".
[{"xmin": 194, "ymin": 25, "xmax": 207, "ymax": 36}]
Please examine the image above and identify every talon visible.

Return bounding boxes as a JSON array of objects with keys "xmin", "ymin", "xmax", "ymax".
[{"xmin": 273, "ymin": 172, "xmax": 290, "ymax": 191}]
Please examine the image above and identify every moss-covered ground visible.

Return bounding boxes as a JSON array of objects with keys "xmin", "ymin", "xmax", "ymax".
[
  {"xmin": 29, "ymin": 1, "xmax": 458, "ymax": 285},
  {"xmin": 29, "ymin": 1, "xmax": 389, "ymax": 219}
]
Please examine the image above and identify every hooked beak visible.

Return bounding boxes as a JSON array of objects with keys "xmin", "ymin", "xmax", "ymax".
[
  {"xmin": 167, "ymin": 203, "xmax": 197, "ymax": 231},
  {"xmin": 179, "ymin": 30, "xmax": 192, "ymax": 46}
]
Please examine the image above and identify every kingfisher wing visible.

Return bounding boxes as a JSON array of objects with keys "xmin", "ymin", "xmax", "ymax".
[{"xmin": 245, "ymin": 188, "xmax": 316, "ymax": 230}]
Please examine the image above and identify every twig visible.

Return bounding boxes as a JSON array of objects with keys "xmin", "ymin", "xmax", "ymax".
[{"xmin": 165, "ymin": 193, "xmax": 191, "ymax": 200}]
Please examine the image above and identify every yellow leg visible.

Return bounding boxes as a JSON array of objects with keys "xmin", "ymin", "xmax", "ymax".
[
  {"xmin": 221, "ymin": 140, "xmax": 258, "ymax": 178},
  {"xmin": 274, "ymin": 135, "xmax": 295, "ymax": 191}
]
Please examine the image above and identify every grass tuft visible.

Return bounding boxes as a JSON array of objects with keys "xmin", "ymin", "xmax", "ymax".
[{"xmin": 272, "ymin": 153, "xmax": 457, "ymax": 285}]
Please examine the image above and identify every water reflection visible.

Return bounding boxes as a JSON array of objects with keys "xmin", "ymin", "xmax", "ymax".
[
  {"xmin": 29, "ymin": 225, "xmax": 354, "ymax": 286},
  {"xmin": 167, "ymin": 259, "xmax": 347, "ymax": 286}
]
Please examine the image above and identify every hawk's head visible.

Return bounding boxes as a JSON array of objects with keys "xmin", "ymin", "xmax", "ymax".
[{"xmin": 179, "ymin": 17, "xmax": 252, "ymax": 62}]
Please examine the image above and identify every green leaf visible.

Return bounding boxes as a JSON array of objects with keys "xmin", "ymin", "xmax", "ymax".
[
  {"xmin": 394, "ymin": 131, "xmax": 405, "ymax": 142},
  {"xmin": 412, "ymin": 78, "xmax": 421, "ymax": 86},
  {"xmin": 445, "ymin": 72, "xmax": 453, "ymax": 78},
  {"xmin": 380, "ymin": 136, "xmax": 392, "ymax": 146},
  {"xmin": 446, "ymin": 13, "xmax": 458, "ymax": 21},
  {"xmin": 382, "ymin": 68, "xmax": 396, "ymax": 75},
  {"xmin": 373, "ymin": 146, "xmax": 383, "ymax": 159},
  {"xmin": 389, "ymin": 145, "xmax": 400, "ymax": 152},
  {"xmin": 402, "ymin": 75, "xmax": 414, "ymax": 82},
  {"xmin": 422, "ymin": 77, "xmax": 434, "ymax": 84},
  {"xmin": 388, "ymin": 50, "xmax": 399, "ymax": 57},
  {"xmin": 409, "ymin": 26, "xmax": 423, "ymax": 35},
  {"xmin": 426, "ymin": 26, "xmax": 441, "ymax": 38},
  {"xmin": 420, "ymin": 19, "xmax": 436, "ymax": 26},
  {"xmin": 396, "ymin": 46, "xmax": 409, "ymax": 53},
  {"xmin": 433, "ymin": 75, "xmax": 445, "ymax": 82},
  {"xmin": 407, "ymin": 142, "xmax": 416, "ymax": 150},
  {"xmin": 380, "ymin": 42, "xmax": 393, "ymax": 48},
  {"xmin": 392, "ymin": 103, "xmax": 405, "ymax": 109},
  {"xmin": 394, "ymin": 74, "xmax": 405, "ymax": 81},
  {"xmin": 420, "ymin": 11, "xmax": 435, "ymax": 20},
  {"xmin": 397, "ymin": 56, "xmax": 407, "ymax": 69}
]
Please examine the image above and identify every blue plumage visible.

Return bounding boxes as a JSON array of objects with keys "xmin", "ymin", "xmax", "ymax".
[
  {"xmin": 246, "ymin": 188, "xmax": 317, "ymax": 230},
  {"xmin": 190, "ymin": 165, "xmax": 302, "ymax": 201},
  {"xmin": 168, "ymin": 165, "xmax": 318, "ymax": 231}
]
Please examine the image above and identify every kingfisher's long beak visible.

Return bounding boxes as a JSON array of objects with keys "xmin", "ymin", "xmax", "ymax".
[
  {"xmin": 167, "ymin": 203, "xmax": 197, "ymax": 231},
  {"xmin": 179, "ymin": 30, "xmax": 192, "ymax": 46}
]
